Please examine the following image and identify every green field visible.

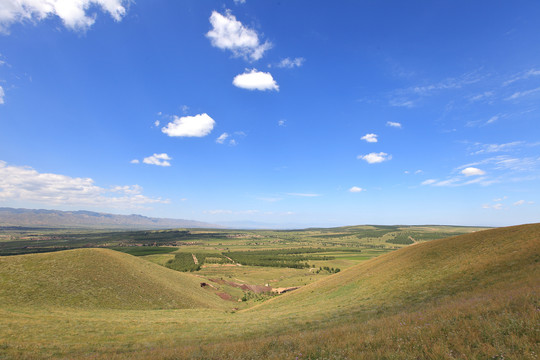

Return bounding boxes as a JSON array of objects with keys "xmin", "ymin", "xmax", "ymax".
[{"xmin": 0, "ymin": 223, "xmax": 538, "ymax": 359}]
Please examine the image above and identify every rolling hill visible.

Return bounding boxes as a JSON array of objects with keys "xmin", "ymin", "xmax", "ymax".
[{"xmin": 0, "ymin": 248, "xmax": 229, "ymax": 310}]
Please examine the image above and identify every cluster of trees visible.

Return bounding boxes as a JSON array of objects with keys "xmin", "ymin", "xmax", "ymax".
[
  {"xmin": 225, "ymin": 249, "xmax": 333, "ymax": 269},
  {"xmin": 386, "ymin": 233, "xmax": 414, "ymax": 245},
  {"xmin": 165, "ymin": 253, "xmax": 200, "ymax": 272},
  {"xmin": 316, "ymin": 266, "xmax": 340, "ymax": 274}
]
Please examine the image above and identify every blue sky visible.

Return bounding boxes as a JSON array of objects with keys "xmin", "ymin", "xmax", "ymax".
[{"xmin": 0, "ymin": 0, "xmax": 539, "ymax": 228}]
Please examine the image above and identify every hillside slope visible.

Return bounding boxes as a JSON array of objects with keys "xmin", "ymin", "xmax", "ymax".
[
  {"xmin": 250, "ymin": 223, "xmax": 540, "ymax": 319},
  {"xmin": 0, "ymin": 248, "xmax": 228, "ymax": 310}
]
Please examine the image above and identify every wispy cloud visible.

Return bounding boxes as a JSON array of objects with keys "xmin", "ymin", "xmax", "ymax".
[
  {"xmin": 206, "ymin": 10, "xmax": 271, "ymax": 61},
  {"xmin": 0, "ymin": 161, "xmax": 168, "ymax": 208},
  {"xmin": 471, "ymin": 141, "xmax": 526, "ymax": 155},
  {"xmin": 469, "ymin": 91, "xmax": 494, "ymax": 102},
  {"xmin": 505, "ymin": 87, "xmax": 540, "ymax": 101},
  {"xmin": 349, "ymin": 186, "xmax": 364, "ymax": 193},
  {"xmin": 482, "ymin": 203, "xmax": 503, "ymax": 210},
  {"xmin": 233, "ymin": 69, "xmax": 279, "ymax": 91},
  {"xmin": 386, "ymin": 121, "xmax": 402, "ymax": 128},
  {"xmin": 216, "ymin": 132, "xmax": 229, "ymax": 144},
  {"xmin": 286, "ymin": 193, "xmax": 320, "ymax": 197},
  {"xmin": 0, "ymin": 86, "xmax": 4, "ymax": 104},
  {"xmin": 278, "ymin": 119, "xmax": 286, "ymax": 127},
  {"xmin": 389, "ymin": 71, "xmax": 483, "ymax": 108},
  {"xmin": 0, "ymin": 0, "xmax": 129, "ymax": 33},
  {"xmin": 276, "ymin": 57, "xmax": 305, "ymax": 68},
  {"xmin": 503, "ymin": 69, "xmax": 540, "ymax": 86}
]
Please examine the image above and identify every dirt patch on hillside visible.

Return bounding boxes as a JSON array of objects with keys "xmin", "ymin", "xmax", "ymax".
[
  {"xmin": 216, "ymin": 292, "xmax": 233, "ymax": 301},
  {"xmin": 209, "ymin": 278, "xmax": 283, "ymax": 294}
]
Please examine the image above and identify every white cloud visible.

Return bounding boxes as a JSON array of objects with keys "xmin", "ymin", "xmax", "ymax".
[
  {"xmin": 233, "ymin": 69, "xmax": 279, "ymax": 91},
  {"xmin": 461, "ymin": 167, "xmax": 486, "ymax": 176},
  {"xmin": 0, "ymin": 86, "xmax": 4, "ymax": 104},
  {"xmin": 0, "ymin": 0, "xmax": 128, "ymax": 32},
  {"xmin": 485, "ymin": 115, "xmax": 499, "ymax": 124},
  {"xmin": 233, "ymin": 0, "xmax": 246, "ymax": 4},
  {"xmin": 358, "ymin": 152, "xmax": 391, "ymax": 164},
  {"xmin": 154, "ymin": 120, "xmax": 160, "ymax": 127},
  {"xmin": 162, "ymin": 113, "xmax": 215, "ymax": 137},
  {"xmin": 469, "ymin": 91, "xmax": 494, "ymax": 102},
  {"xmin": 503, "ymin": 69, "xmax": 540, "ymax": 86},
  {"xmin": 0, "ymin": 161, "xmax": 168, "ymax": 208},
  {"xmin": 216, "ymin": 131, "xmax": 245, "ymax": 145},
  {"xmin": 216, "ymin": 132, "xmax": 229, "ymax": 144},
  {"xmin": 505, "ymin": 87, "xmax": 540, "ymax": 100},
  {"xmin": 513, "ymin": 200, "xmax": 525, "ymax": 206},
  {"xmin": 278, "ymin": 119, "xmax": 286, "ymax": 126},
  {"xmin": 349, "ymin": 186, "xmax": 364, "ymax": 193},
  {"xmin": 483, "ymin": 203, "xmax": 503, "ymax": 210},
  {"xmin": 421, "ymin": 179, "xmax": 437, "ymax": 185},
  {"xmin": 142, "ymin": 153, "xmax": 172, "ymax": 167},
  {"xmin": 386, "ymin": 121, "xmax": 402, "ymax": 128},
  {"xmin": 277, "ymin": 57, "xmax": 305, "ymax": 68},
  {"xmin": 472, "ymin": 141, "xmax": 524, "ymax": 154},
  {"xmin": 361, "ymin": 133, "xmax": 378, "ymax": 143},
  {"xmin": 206, "ymin": 10, "xmax": 271, "ymax": 61},
  {"xmin": 389, "ymin": 98, "xmax": 415, "ymax": 108},
  {"xmin": 130, "ymin": 159, "xmax": 139, "ymax": 164},
  {"xmin": 286, "ymin": 193, "xmax": 320, "ymax": 197},
  {"xmin": 414, "ymin": 170, "xmax": 423, "ymax": 174},
  {"xmin": 460, "ymin": 155, "xmax": 540, "ymax": 172}
]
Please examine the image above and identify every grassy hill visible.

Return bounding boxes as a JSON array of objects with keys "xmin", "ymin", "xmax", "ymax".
[
  {"xmin": 248, "ymin": 223, "xmax": 539, "ymax": 319},
  {"xmin": 0, "ymin": 223, "xmax": 538, "ymax": 359},
  {"xmin": 0, "ymin": 248, "xmax": 229, "ymax": 310}
]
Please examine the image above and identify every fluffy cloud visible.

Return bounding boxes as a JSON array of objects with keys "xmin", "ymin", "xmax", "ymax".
[
  {"xmin": 233, "ymin": 69, "xmax": 279, "ymax": 91},
  {"xmin": 142, "ymin": 153, "xmax": 171, "ymax": 167},
  {"xmin": 0, "ymin": 0, "xmax": 128, "ymax": 32},
  {"xmin": 276, "ymin": 57, "xmax": 305, "ymax": 68},
  {"xmin": 358, "ymin": 152, "xmax": 392, "ymax": 164},
  {"xmin": 278, "ymin": 119, "xmax": 286, "ymax": 126},
  {"xmin": 461, "ymin": 167, "xmax": 486, "ymax": 176},
  {"xmin": 0, "ymin": 161, "xmax": 168, "ymax": 208},
  {"xmin": 0, "ymin": 85, "xmax": 4, "ymax": 104},
  {"xmin": 361, "ymin": 133, "xmax": 378, "ymax": 143},
  {"xmin": 162, "ymin": 113, "xmax": 215, "ymax": 137},
  {"xmin": 386, "ymin": 121, "xmax": 402, "ymax": 128},
  {"xmin": 206, "ymin": 10, "xmax": 271, "ymax": 61},
  {"xmin": 349, "ymin": 186, "xmax": 364, "ymax": 193}
]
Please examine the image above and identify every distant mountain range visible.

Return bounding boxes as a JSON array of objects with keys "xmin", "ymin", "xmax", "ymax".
[{"xmin": 0, "ymin": 207, "xmax": 222, "ymax": 229}]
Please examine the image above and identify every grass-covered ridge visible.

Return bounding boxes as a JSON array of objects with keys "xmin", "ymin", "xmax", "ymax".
[{"xmin": 0, "ymin": 248, "xmax": 229, "ymax": 310}]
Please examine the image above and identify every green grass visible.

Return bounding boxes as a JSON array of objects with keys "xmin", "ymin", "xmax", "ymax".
[{"xmin": 0, "ymin": 248, "xmax": 230, "ymax": 310}]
